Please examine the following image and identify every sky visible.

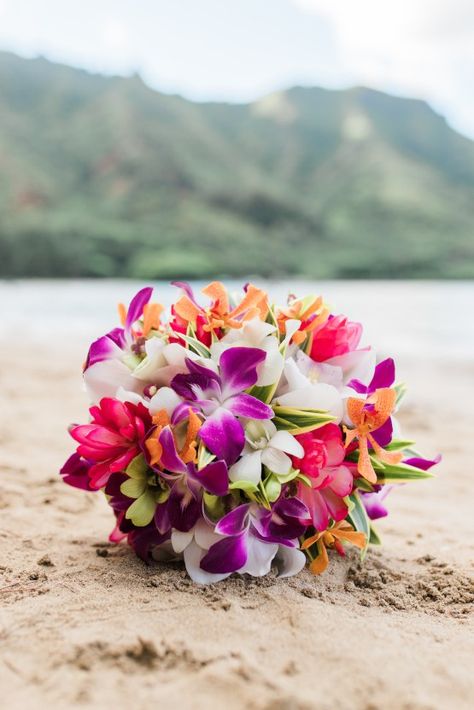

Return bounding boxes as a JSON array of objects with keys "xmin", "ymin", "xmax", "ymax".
[{"xmin": 0, "ymin": 0, "xmax": 473, "ymax": 138}]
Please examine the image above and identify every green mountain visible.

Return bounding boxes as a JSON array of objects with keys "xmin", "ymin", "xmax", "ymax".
[{"xmin": 1, "ymin": 51, "xmax": 473, "ymax": 278}]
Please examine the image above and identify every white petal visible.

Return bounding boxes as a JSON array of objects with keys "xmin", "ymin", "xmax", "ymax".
[
  {"xmin": 275, "ymin": 545, "xmax": 306, "ymax": 578},
  {"xmin": 269, "ymin": 430, "xmax": 304, "ymax": 457},
  {"xmin": 84, "ymin": 359, "xmax": 141, "ymax": 404},
  {"xmin": 238, "ymin": 537, "xmax": 278, "ymax": 577},
  {"xmin": 282, "ymin": 358, "xmax": 309, "ymax": 391},
  {"xmin": 326, "ymin": 348, "xmax": 375, "ymax": 384},
  {"xmin": 194, "ymin": 519, "xmax": 221, "ymax": 550},
  {"xmin": 229, "ymin": 451, "xmax": 263, "ymax": 484},
  {"xmin": 132, "ymin": 338, "xmax": 166, "ymax": 381},
  {"xmin": 261, "ymin": 447, "xmax": 292, "ymax": 475},
  {"xmin": 275, "ymin": 383, "xmax": 343, "ymax": 423},
  {"xmin": 115, "ymin": 387, "xmax": 146, "ymax": 406},
  {"xmin": 148, "ymin": 387, "xmax": 182, "ymax": 416},
  {"xmin": 257, "ymin": 342, "xmax": 284, "ymax": 387},
  {"xmin": 171, "ymin": 529, "xmax": 193, "ymax": 554},
  {"xmin": 183, "ymin": 540, "xmax": 229, "ymax": 585},
  {"xmin": 282, "ymin": 319, "xmax": 301, "ymax": 349}
]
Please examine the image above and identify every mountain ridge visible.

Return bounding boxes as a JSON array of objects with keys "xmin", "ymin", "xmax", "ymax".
[{"xmin": 0, "ymin": 51, "xmax": 473, "ymax": 278}]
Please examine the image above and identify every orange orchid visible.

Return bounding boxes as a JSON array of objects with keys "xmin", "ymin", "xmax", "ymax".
[
  {"xmin": 344, "ymin": 388, "xmax": 402, "ymax": 484},
  {"xmin": 145, "ymin": 409, "xmax": 201, "ymax": 468},
  {"xmin": 277, "ymin": 294, "xmax": 329, "ymax": 346},
  {"xmin": 173, "ymin": 281, "xmax": 269, "ymax": 335},
  {"xmin": 118, "ymin": 300, "xmax": 164, "ymax": 337},
  {"xmin": 302, "ymin": 521, "xmax": 367, "ymax": 574}
]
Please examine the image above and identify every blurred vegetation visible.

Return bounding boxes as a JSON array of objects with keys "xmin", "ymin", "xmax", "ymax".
[{"xmin": 0, "ymin": 51, "xmax": 473, "ymax": 279}]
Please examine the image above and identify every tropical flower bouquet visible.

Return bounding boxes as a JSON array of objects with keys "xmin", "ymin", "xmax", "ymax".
[{"xmin": 60, "ymin": 282, "xmax": 439, "ymax": 584}]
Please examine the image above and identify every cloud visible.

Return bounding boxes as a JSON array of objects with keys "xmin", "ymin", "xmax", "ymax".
[{"xmin": 292, "ymin": 0, "xmax": 474, "ymax": 136}]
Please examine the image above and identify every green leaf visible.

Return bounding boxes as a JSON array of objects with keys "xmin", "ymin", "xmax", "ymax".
[
  {"xmin": 369, "ymin": 523, "xmax": 382, "ymax": 545},
  {"xmin": 346, "ymin": 491, "xmax": 370, "ymax": 558},
  {"xmin": 198, "ymin": 444, "xmax": 216, "ymax": 470},
  {"xmin": 264, "ymin": 475, "xmax": 281, "ymax": 502},
  {"xmin": 271, "ymin": 467, "xmax": 300, "ymax": 484},
  {"xmin": 296, "ymin": 472, "xmax": 312, "ymax": 487},
  {"xmin": 385, "ymin": 439, "xmax": 416, "ymax": 451},
  {"xmin": 249, "ymin": 383, "xmax": 277, "ymax": 404},
  {"xmin": 272, "ymin": 405, "xmax": 335, "ymax": 434},
  {"xmin": 229, "ymin": 480, "xmax": 259, "ymax": 494},
  {"xmin": 125, "ymin": 489, "xmax": 156, "ymax": 527},
  {"xmin": 394, "ymin": 382, "xmax": 407, "ymax": 406},
  {"xmin": 120, "ymin": 477, "xmax": 147, "ymax": 499},
  {"xmin": 355, "ymin": 477, "xmax": 374, "ymax": 492},
  {"xmin": 372, "ymin": 460, "xmax": 435, "ymax": 483},
  {"xmin": 180, "ymin": 332, "xmax": 212, "ymax": 358},
  {"xmin": 126, "ymin": 454, "xmax": 148, "ymax": 480}
]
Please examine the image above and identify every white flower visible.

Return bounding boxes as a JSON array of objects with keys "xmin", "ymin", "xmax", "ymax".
[
  {"xmin": 229, "ymin": 420, "xmax": 304, "ymax": 484},
  {"xmin": 170, "ymin": 520, "xmax": 229, "ymax": 585}
]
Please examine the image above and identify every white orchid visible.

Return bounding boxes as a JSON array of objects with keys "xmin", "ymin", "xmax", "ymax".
[{"xmin": 229, "ymin": 419, "xmax": 304, "ymax": 484}]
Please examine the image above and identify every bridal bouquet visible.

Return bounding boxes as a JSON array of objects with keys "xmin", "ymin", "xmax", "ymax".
[{"xmin": 60, "ymin": 282, "xmax": 438, "ymax": 583}]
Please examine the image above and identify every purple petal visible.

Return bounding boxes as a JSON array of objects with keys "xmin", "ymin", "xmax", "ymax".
[
  {"xmin": 347, "ymin": 378, "xmax": 368, "ymax": 394},
  {"xmin": 199, "ymin": 409, "xmax": 245, "ymax": 465},
  {"xmin": 370, "ymin": 417, "xmax": 393, "ymax": 447},
  {"xmin": 215, "ymin": 504, "xmax": 250, "ymax": 535},
  {"xmin": 166, "ymin": 484, "xmax": 201, "ymax": 532},
  {"xmin": 226, "ymin": 393, "xmax": 273, "ymax": 420},
  {"xmin": 185, "ymin": 357, "xmax": 220, "ymax": 383},
  {"xmin": 128, "ymin": 523, "xmax": 170, "ymax": 562},
  {"xmin": 158, "ymin": 427, "xmax": 187, "ymax": 474},
  {"xmin": 171, "ymin": 401, "xmax": 202, "ymax": 425},
  {"xmin": 85, "ymin": 333, "xmax": 123, "ymax": 369},
  {"xmin": 404, "ymin": 454, "xmax": 441, "ymax": 470},
  {"xmin": 190, "ymin": 460, "xmax": 229, "ymax": 496},
  {"xmin": 370, "ymin": 358, "xmax": 395, "ymax": 390},
  {"xmin": 125, "ymin": 287, "xmax": 153, "ymax": 333},
  {"xmin": 361, "ymin": 487, "xmax": 393, "ymax": 520},
  {"xmin": 200, "ymin": 532, "xmax": 248, "ymax": 573},
  {"xmin": 60, "ymin": 453, "xmax": 93, "ymax": 491},
  {"xmin": 171, "ymin": 372, "xmax": 221, "ymax": 401},
  {"xmin": 105, "ymin": 473, "xmax": 132, "ymax": 511},
  {"xmin": 219, "ymin": 347, "xmax": 266, "ymax": 396},
  {"xmin": 107, "ymin": 327, "xmax": 127, "ymax": 349}
]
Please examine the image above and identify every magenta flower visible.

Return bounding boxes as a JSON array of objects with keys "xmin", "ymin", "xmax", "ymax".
[
  {"xmin": 60, "ymin": 453, "xmax": 93, "ymax": 491},
  {"xmin": 85, "ymin": 287, "xmax": 153, "ymax": 369},
  {"xmin": 155, "ymin": 426, "xmax": 229, "ymax": 532},
  {"xmin": 200, "ymin": 497, "xmax": 308, "ymax": 575},
  {"xmin": 292, "ymin": 423, "xmax": 354, "ymax": 531},
  {"xmin": 170, "ymin": 347, "xmax": 273, "ymax": 464},
  {"xmin": 69, "ymin": 398, "xmax": 152, "ymax": 490},
  {"xmin": 310, "ymin": 315, "xmax": 362, "ymax": 362}
]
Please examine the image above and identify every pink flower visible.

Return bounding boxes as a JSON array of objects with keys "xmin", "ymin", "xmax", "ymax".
[
  {"xmin": 291, "ymin": 423, "xmax": 354, "ymax": 531},
  {"xmin": 69, "ymin": 398, "xmax": 152, "ymax": 490},
  {"xmin": 310, "ymin": 315, "xmax": 362, "ymax": 362}
]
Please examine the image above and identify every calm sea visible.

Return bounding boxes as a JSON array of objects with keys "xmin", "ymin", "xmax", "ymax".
[{"xmin": 1, "ymin": 280, "xmax": 472, "ymax": 363}]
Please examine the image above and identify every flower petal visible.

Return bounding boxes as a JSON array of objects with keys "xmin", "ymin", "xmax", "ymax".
[
  {"xmin": 219, "ymin": 347, "xmax": 266, "ymax": 397},
  {"xmin": 229, "ymin": 451, "xmax": 263, "ymax": 484},
  {"xmin": 226, "ymin": 393, "xmax": 273, "ymax": 420},
  {"xmin": 269, "ymin": 430, "xmax": 304, "ymax": 457},
  {"xmin": 183, "ymin": 540, "xmax": 230, "ymax": 584},
  {"xmin": 191, "ymin": 460, "xmax": 229, "ymax": 496},
  {"xmin": 215, "ymin": 504, "xmax": 250, "ymax": 535},
  {"xmin": 125, "ymin": 287, "xmax": 153, "ymax": 332},
  {"xmin": 261, "ymin": 447, "xmax": 292, "ymax": 475},
  {"xmin": 200, "ymin": 533, "xmax": 248, "ymax": 574},
  {"xmin": 238, "ymin": 536, "xmax": 278, "ymax": 576},
  {"xmin": 158, "ymin": 427, "xmax": 187, "ymax": 474},
  {"xmin": 274, "ymin": 545, "xmax": 306, "ymax": 578},
  {"xmin": 199, "ymin": 409, "xmax": 245, "ymax": 465}
]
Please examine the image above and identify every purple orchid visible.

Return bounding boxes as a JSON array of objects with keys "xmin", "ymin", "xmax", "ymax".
[
  {"xmin": 348, "ymin": 357, "xmax": 395, "ymax": 395},
  {"xmin": 361, "ymin": 485, "xmax": 393, "ymax": 520},
  {"xmin": 85, "ymin": 287, "xmax": 153, "ymax": 369},
  {"xmin": 200, "ymin": 497, "xmax": 308, "ymax": 575},
  {"xmin": 170, "ymin": 347, "xmax": 273, "ymax": 465},
  {"xmin": 404, "ymin": 454, "xmax": 441, "ymax": 470},
  {"xmin": 155, "ymin": 426, "xmax": 229, "ymax": 532}
]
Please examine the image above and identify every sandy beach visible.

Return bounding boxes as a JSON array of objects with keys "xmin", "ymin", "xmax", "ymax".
[{"xmin": 1, "ymin": 290, "xmax": 473, "ymax": 709}]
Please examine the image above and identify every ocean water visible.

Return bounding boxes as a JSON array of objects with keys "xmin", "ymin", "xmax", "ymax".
[{"xmin": 1, "ymin": 279, "xmax": 473, "ymax": 363}]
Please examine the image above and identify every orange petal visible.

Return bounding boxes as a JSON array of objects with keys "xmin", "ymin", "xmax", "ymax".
[
  {"xmin": 346, "ymin": 397, "xmax": 366, "ymax": 427},
  {"xmin": 309, "ymin": 540, "xmax": 329, "ymax": 575},
  {"xmin": 335, "ymin": 530, "xmax": 367, "ymax": 550},
  {"xmin": 229, "ymin": 283, "xmax": 268, "ymax": 320},
  {"xmin": 117, "ymin": 302, "xmax": 127, "ymax": 326},
  {"xmin": 145, "ymin": 437, "xmax": 162, "ymax": 467},
  {"xmin": 367, "ymin": 434, "xmax": 403, "ymax": 466},
  {"xmin": 367, "ymin": 388, "xmax": 397, "ymax": 430},
  {"xmin": 174, "ymin": 295, "xmax": 201, "ymax": 324},
  {"xmin": 357, "ymin": 437, "xmax": 378, "ymax": 484},
  {"xmin": 202, "ymin": 281, "xmax": 229, "ymax": 315},
  {"xmin": 142, "ymin": 302, "xmax": 164, "ymax": 336},
  {"xmin": 180, "ymin": 409, "xmax": 202, "ymax": 464},
  {"xmin": 301, "ymin": 532, "xmax": 322, "ymax": 550}
]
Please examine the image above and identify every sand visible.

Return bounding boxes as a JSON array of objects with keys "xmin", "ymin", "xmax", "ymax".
[{"xmin": 1, "ymin": 341, "xmax": 473, "ymax": 710}]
